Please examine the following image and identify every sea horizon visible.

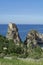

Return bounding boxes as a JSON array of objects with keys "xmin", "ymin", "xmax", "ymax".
[{"xmin": 0, "ymin": 24, "xmax": 43, "ymax": 41}]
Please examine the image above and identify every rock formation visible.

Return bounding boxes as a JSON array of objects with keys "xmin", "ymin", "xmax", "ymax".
[
  {"xmin": 6, "ymin": 23, "xmax": 21, "ymax": 45},
  {"xmin": 24, "ymin": 30, "xmax": 43, "ymax": 49}
]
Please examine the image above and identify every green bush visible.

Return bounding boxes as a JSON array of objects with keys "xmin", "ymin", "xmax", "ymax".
[
  {"xmin": 28, "ymin": 43, "xmax": 42, "ymax": 59},
  {"xmin": 14, "ymin": 46, "xmax": 24, "ymax": 54},
  {"xmin": 7, "ymin": 40, "xmax": 15, "ymax": 54}
]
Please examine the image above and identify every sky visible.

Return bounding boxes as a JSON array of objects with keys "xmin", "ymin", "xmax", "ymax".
[{"xmin": 0, "ymin": 0, "xmax": 43, "ymax": 24}]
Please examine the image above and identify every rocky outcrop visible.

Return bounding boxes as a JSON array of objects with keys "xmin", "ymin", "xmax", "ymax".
[
  {"xmin": 6, "ymin": 23, "xmax": 21, "ymax": 45},
  {"xmin": 24, "ymin": 30, "xmax": 43, "ymax": 49}
]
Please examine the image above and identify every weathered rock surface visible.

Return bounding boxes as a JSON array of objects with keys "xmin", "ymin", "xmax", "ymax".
[
  {"xmin": 6, "ymin": 23, "xmax": 21, "ymax": 45},
  {"xmin": 24, "ymin": 30, "xmax": 43, "ymax": 49}
]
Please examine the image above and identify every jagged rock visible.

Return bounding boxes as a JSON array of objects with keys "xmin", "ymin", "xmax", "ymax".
[
  {"xmin": 24, "ymin": 30, "xmax": 43, "ymax": 49},
  {"xmin": 6, "ymin": 23, "xmax": 21, "ymax": 45}
]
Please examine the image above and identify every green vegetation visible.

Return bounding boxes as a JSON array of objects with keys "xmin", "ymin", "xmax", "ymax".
[
  {"xmin": 28, "ymin": 43, "xmax": 42, "ymax": 59},
  {"xmin": 0, "ymin": 58, "xmax": 43, "ymax": 65},
  {"xmin": 0, "ymin": 34, "xmax": 43, "ymax": 59},
  {"xmin": 0, "ymin": 35, "xmax": 24, "ymax": 57}
]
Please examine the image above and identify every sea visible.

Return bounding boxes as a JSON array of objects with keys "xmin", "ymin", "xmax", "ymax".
[{"xmin": 0, "ymin": 24, "xmax": 43, "ymax": 41}]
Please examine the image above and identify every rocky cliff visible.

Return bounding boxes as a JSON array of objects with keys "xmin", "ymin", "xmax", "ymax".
[{"xmin": 6, "ymin": 23, "xmax": 21, "ymax": 45}]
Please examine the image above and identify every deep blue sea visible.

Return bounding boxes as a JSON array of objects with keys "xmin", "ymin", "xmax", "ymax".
[{"xmin": 0, "ymin": 24, "xmax": 43, "ymax": 41}]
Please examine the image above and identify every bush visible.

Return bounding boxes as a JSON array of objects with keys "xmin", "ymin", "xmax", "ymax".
[
  {"xmin": 14, "ymin": 46, "xmax": 24, "ymax": 54},
  {"xmin": 28, "ymin": 43, "xmax": 42, "ymax": 59},
  {"xmin": 7, "ymin": 40, "xmax": 15, "ymax": 54}
]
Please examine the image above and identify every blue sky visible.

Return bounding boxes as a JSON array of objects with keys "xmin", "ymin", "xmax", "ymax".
[{"xmin": 0, "ymin": 0, "xmax": 43, "ymax": 24}]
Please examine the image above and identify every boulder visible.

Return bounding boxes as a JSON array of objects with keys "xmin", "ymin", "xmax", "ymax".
[
  {"xmin": 24, "ymin": 30, "xmax": 43, "ymax": 49},
  {"xmin": 6, "ymin": 23, "xmax": 21, "ymax": 45}
]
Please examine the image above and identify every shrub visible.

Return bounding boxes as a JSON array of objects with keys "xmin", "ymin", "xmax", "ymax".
[{"xmin": 28, "ymin": 43, "xmax": 42, "ymax": 59}]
